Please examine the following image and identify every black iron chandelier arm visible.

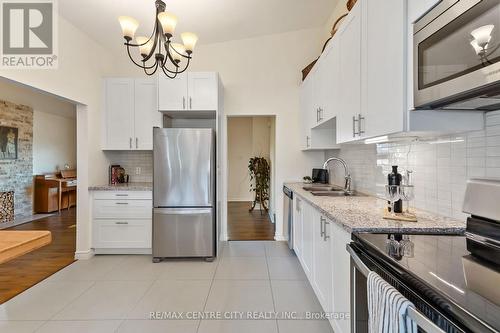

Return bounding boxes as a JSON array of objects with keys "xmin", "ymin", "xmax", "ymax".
[
  {"xmin": 125, "ymin": 43, "xmax": 158, "ymax": 70},
  {"xmin": 167, "ymin": 42, "xmax": 192, "ymax": 60},
  {"xmin": 160, "ymin": 55, "xmax": 191, "ymax": 75},
  {"xmin": 143, "ymin": 61, "xmax": 160, "ymax": 76},
  {"xmin": 160, "ymin": 65, "xmax": 179, "ymax": 78}
]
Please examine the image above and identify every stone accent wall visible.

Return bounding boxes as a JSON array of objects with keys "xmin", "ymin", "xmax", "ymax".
[{"xmin": 0, "ymin": 100, "xmax": 33, "ymax": 217}]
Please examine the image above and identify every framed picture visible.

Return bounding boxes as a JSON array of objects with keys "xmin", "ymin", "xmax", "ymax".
[{"xmin": 0, "ymin": 126, "xmax": 18, "ymax": 160}]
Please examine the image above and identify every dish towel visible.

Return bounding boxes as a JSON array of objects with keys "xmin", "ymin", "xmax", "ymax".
[{"xmin": 367, "ymin": 271, "xmax": 418, "ymax": 333}]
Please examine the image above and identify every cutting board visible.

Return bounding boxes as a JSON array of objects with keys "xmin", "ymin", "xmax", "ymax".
[{"xmin": 0, "ymin": 231, "xmax": 52, "ymax": 264}]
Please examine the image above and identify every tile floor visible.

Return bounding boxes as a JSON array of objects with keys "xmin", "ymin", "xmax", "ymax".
[{"xmin": 0, "ymin": 241, "xmax": 334, "ymax": 333}]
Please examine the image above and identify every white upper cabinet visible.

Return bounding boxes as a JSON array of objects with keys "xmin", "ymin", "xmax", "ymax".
[
  {"xmin": 300, "ymin": 75, "xmax": 314, "ymax": 149},
  {"xmin": 317, "ymin": 40, "xmax": 340, "ymax": 124},
  {"xmin": 158, "ymin": 74, "xmax": 187, "ymax": 111},
  {"xmin": 134, "ymin": 78, "xmax": 162, "ymax": 150},
  {"xmin": 336, "ymin": 1, "xmax": 362, "ymax": 144},
  {"xmin": 361, "ymin": 0, "xmax": 406, "ymax": 138},
  {"xmin": 158, "ymin": 72, "xmax": 218, "ymax": 111},
  {"xmin": 187, "ymin": 72, "xmax": 218, "ymax": 110},
  {"xmin": 104, "ymin": 79, "xmax": 135, "ymax": 150},
  {"xmin": 298, "ymin": 0, "xmax": 483, "ymax": 147},
  {"xmin": 103, "ymin": 78, "xmax": 160, "ymax": 150},
  {"xmin": 300, "ymin": 63, "xmax": 339, "ymax": 151}
]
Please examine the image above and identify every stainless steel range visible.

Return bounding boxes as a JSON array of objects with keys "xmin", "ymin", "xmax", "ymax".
[{"xmin": 348, "ymin": 178, "xmax": 500, "ymax": 332}]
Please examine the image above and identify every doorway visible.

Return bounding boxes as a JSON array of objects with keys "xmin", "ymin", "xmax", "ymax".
[
  {"xmin": 0, "ymin": 78, "xmax": 80, "ymax": 303},
  {"xmin": 226, "ymin": 116, "xmax": 276, "ymax": 240}
]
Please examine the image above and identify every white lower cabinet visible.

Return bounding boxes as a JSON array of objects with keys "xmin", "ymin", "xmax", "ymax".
[
  {"xmin": 292, "ymin": 196, "xmax": 352, "ymax": 333},
  {"xmin": 301, "ymin": 200, "xmax": 314, "ymax": 279},
  {"xmin": 330, "ymin": 219, "xmax": 352, "ymax": 333},
  {"xmin": 293, "ymin": 196, "xmax": 303, "ymax": 258},
  {"xmin": 312, "ymin": 210, "xmax": 333, "ymax": 313},
  {"xmin": 92, "ymin": 191, "xmax": 152, "ymax": 254},
  {"xmin": 93, "ymin": 219, "xmax": 151, "ymax": 249}
]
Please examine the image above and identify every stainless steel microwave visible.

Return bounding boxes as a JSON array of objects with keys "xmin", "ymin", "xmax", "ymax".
[{"xmin": 414, "ymin": 0, "xmax": 500, "ymax": 111}]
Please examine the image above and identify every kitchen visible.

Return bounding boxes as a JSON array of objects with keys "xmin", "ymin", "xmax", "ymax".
[{"xmin": 0, "ymin": 0, "xmax": 499, "ymax": 332}]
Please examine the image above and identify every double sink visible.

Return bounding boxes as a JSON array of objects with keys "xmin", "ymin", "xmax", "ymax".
[{"xmin": 302, "ymin": 184, "xmax": 362, "ymax": 197}]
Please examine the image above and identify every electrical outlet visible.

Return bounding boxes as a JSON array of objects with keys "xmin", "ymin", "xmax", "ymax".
[{"xmin": 135, "ymin": 167, "xmax": 141, "ymax": 175}]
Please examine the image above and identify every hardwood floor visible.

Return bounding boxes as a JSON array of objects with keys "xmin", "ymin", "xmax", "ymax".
[
  {"xmin": 227, "ymin": 201, "xmax": 275, "ymax": 240},
  {"xmin": 0, "ymin": 208, "xmax": 76, "ymax": 304}
]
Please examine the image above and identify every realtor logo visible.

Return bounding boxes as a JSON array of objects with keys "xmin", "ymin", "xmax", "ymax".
[{"xmin": 1, "ymin": 0, "xmax": 58, "ymax": 68}]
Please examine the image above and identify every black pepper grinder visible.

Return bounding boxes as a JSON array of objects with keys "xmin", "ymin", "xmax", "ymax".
[{"xmin": 388, "ymin": 165, "xmax": 403, "ymax": 213}]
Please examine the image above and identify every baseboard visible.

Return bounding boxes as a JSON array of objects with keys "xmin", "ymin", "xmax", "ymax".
[
  {"xmin": 93, "ymin": 248, "xmax": 152, "ymax": 255},
  {"xmin": 74, "ymin": 249, "xmax": 95, "ymax": 260},
  {"xmin": 274, "ymin": 234, "xmax": 288, "ymax": 241}
]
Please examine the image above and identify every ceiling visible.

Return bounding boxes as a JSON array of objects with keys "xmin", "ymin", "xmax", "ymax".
[{"xmin": 59, "ymin": 0, "xmax": 339, "ymax": 54}]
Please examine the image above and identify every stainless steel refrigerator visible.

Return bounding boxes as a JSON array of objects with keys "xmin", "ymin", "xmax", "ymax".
[{"xmin": 152, "ymin": 128, "xmax": 215, "ymax": 261}]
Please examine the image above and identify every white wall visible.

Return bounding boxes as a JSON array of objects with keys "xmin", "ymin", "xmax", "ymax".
[
  {"xmin": 33, "ymin": 111, "xmax": 76, "ymax": 174},
  {"xmin": 0, "ymin": 16, "xmax": 117, "ymax": 258},
  {"xmin": 185, "ymin": 29, "xmax": 327, "ymax": 239},
  {"xmin": 227, "ymin": 117, "xmax": 254, "ymax": 201}
]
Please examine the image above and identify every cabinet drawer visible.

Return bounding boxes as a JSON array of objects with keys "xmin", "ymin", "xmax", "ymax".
[
  {"xmin": 92, "ymin": 191, "xmax": 152, "ymax": 200},
  {"xmin": 93, "ymin": 199, "xmax": 152, "ymax": 219},
  {"xmin": 93, "ymin": 219, "xmax": 151, "ymax": 248}
]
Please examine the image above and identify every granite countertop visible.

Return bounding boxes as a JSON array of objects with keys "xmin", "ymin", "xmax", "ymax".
[
  {"xmin": 285, "ymin": 182, "xmax": 465, "ymax": 234},
  {"xmin": 88, "ymin": 182, "xmax": 153, "ymax": 191}
]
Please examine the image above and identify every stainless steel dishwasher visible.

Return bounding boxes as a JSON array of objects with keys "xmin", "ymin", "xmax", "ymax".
[{"xmin": 283, "ymin": 185, "xmax": 293, "ymax": 250}]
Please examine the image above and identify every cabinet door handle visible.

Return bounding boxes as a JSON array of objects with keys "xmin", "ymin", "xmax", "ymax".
[
  {"xmin": 358, "ymin": 114, "xmax": 365, "ymax": 136},
  {"xmin": 135, "ymin": 137, "xmax": 138, "ymax": 149},
  {"xmin": 323, "ymin": 220, "xmax": 330, "ymax": 241},
  {"xmin": 115, "ymin": 194, "xmax": 129, "ymax": 197},
  {"xmin": 129, "ymin": 137, "xmax": 132, "ymax": 149},
  {"xmin": 115, "ymin": 221, "xmax": 129, "ymax": 225},
  {"xmin": 306, "ymin": 136, "xmax": 310, "ymax": 148},
  {"xmin": 320, "ymin": 217, "xmax": 325, "ymax": 237},
  {"xmin": 115, "ymin": 202, "xmax": 129, "ymax": 205},
  {"xmin": 353, "ymin": 116, "xmax": 359, "ymax": 137},
  {"xmin": 183, "ymin": 97, "xmax": 186, "ymax": 109},
  {"xmin": 318, "ymin": 108, "xmax": 323, "ymax": 122},
  {"xmin": 316, "ymin": 108, "xmax": 319, "ymax": 122},
  {"xmin": 189, "ymin": 97, "xmax": 192, "ymax": 109}
]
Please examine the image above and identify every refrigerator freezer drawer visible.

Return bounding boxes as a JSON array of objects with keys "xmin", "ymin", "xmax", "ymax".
[{"xmin": 153, "ymin": 208, "xmax": 214, "ymax": 258}]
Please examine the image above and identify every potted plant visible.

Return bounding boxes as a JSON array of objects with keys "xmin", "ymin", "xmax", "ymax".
[{"xmin": 248, "ymin": 156, "xmax": 270, "ymax": 213}]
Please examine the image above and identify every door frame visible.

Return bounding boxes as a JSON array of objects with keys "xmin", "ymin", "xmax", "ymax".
[
  {"xmin": 222, "ymin": 114, "xmax": 277, "ymax": 241},
  {"xmin": 0, "ymin": 76, "xmax": 90, "ymax": 259}
]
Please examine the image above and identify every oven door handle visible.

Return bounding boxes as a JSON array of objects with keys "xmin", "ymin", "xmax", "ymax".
[
  {"xmin": 347, "ymin": 244, "xmax": 370, "ymax": 277},
  {"xmin": 346, "ymin": 244, "xmax": 447, "ymax": 333}
]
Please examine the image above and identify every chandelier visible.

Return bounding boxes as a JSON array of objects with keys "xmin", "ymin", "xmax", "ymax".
[{"xmin": 118, "ymin": 0, "xmax": 198, "ymax": 78}]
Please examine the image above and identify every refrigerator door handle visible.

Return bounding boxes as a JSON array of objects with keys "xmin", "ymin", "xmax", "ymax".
[{"xmin": 154, "ymin": 208, "xmax": 212, "ymax": 215}]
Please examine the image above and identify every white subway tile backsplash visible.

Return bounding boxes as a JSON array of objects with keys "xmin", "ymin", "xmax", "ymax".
[
  {"xmin": 104, "ymin": 151, "xmax": 153, "ymax": 183},
  {"xmin": 485, "ymin": 114, "xmax": 500, "ymax": 126},
  {"xmin": 325, "ymin": 114, "xmax": 500, "ymax": 220},
  {"xmin": 486, "ymin": 168, "xmax": 500, "ymax": 178},
  {"xmin": 487, "ymin": 146, "xmax": 500, "ymax": 157},
  {"xmin": 486, "ymin": 125, "xmax": 500, "ymax": 137},
  {"xmin": 486, "ymin": 135, "xmax": 500, "ymax": 147}
]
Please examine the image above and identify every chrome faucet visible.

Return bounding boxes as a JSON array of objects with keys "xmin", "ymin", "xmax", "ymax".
[{"xmin": 323, "ymin": 157, "xmax": 353, "ymax": 195}]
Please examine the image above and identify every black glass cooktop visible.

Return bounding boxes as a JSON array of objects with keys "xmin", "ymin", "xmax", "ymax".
[{"xmin": 355, "ymin": 233, "xmax": 500, "ymax": 332}]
